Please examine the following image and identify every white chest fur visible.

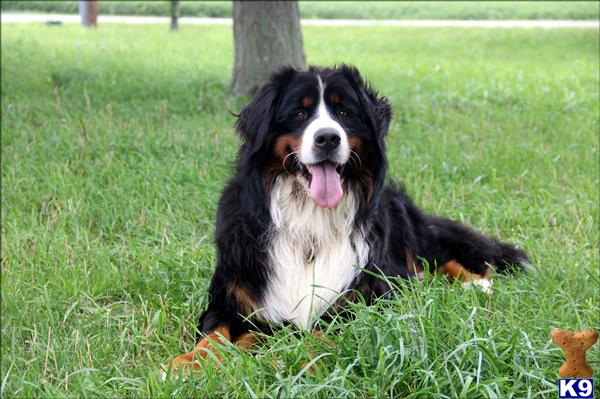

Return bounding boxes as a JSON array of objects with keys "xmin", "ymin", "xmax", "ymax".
[{"xmin": 261, "ymin": 176, "xmax": 369, "ymax": 329}]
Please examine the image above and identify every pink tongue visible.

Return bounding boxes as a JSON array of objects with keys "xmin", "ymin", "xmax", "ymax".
[{"xmin": 307, "ymin": 163, "xmax": 343, "ymax": 208}]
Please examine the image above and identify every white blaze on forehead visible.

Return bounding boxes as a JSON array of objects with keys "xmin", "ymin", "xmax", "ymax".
[{"xmin": 300, "ymin": 76, "xmax": 350, "ymax": 165}]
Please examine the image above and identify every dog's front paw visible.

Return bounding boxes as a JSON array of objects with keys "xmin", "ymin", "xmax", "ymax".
[{"xmin": 159, "ymin": 353, "xmax": 199, "ymax": 381}]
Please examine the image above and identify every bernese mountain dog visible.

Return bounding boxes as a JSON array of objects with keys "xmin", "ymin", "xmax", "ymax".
[{"xmin": 161, "ymin": 65, "xmax": 528, "ymax": 378}]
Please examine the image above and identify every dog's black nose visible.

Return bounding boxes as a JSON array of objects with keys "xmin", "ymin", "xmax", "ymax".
[{"xmin": 314, "ymin": 129, "xmax": 341, "ymax": 152}]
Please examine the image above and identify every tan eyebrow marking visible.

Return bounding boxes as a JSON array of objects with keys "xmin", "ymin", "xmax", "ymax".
[
  {"xmin": 302, "ymin": 96, "xmax": 314, "ymax": 108},
  {"xmin": 330, "ymin": 94, "xmax": 341, "ymax": 104}
]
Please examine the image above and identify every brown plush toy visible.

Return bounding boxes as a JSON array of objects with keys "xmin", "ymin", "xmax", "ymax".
[{"xmin": 550, "ymin": 328, "xmax": 598, "ymax": 378}]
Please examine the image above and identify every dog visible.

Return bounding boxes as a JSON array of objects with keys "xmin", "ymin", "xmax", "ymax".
[{"xmin": 161, "ymin": 65, "xmax": 528, "ymax": 378}]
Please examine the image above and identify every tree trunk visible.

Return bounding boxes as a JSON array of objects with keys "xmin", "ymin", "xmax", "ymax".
[
  {"xmin": 170, "ymin": 0, "xmax": 180, "ymax": 31},
  {"xmin": 79, "ymin": 0, "xmax": 98, "ymax": 28},
  {"xmin": 231, "ymin": 1, "xmax": 306, "ymax": 96}
]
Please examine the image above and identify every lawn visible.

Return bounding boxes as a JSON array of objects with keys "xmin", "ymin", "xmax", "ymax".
[
  {"xmin": 1, "ymin": 23, "xmax": 598, "ymax": 398},
  {"xmin": 1, "ymin": 1, "xmax": 599, "ymax": 20}
]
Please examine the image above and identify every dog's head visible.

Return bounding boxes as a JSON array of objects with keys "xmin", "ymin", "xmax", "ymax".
[{"xmin": 237, "ymin": 65, "xmax": 391, "ymax": 209}]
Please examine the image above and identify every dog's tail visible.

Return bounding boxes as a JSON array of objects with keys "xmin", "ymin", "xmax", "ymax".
[
  {"xmin": 427, "ymin": 215, "xmax": 529, "ymax": 275},
  {"xmin": 495, "ymin": 241, "xmax": 530, "ymax": 273}
]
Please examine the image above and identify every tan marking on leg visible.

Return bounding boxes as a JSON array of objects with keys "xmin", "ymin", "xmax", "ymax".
[
  {"xmin": 177, "ymin": 325, "xmax": 231, "ymax": 364},
  {"xmin": 440, "ymin": 261, "xmax": 494, "ymax": 294},
  {"xmin": 234, "ymin": 332, "xmax": 257, "ymax": 349},
  {"xmin": 228, "ymin": 281, "xmax": 256, "ymax": 315},
  {"xmin": 405, "ymin": 249, "xmax": 415, "ymax": 272},
  {"xmin": 161, "ymin": 325, "xmax": 231, "ymax": 380},
  {"xmin": 440, "ymin": 260, "xmax": 479, "ymax": 283},
  {"xmin": 405, "ymin": 249, "xmax": 424, "ymax": 279},
  {"xmin": 302, "ymin": 330, "xmax": 332, "ymax": 373}
]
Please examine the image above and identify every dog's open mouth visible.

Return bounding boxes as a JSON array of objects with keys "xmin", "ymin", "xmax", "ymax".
[{"xmin": 302, "ymin": 161, "xmax": 344, "ymax": 208}]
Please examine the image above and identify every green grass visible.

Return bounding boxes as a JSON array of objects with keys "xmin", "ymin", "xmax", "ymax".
[
  {"xmin": 1, "ymin": 1, "xmax": 599, "ymax": 20},
  {"xmin": 1, "ymin": 24, "xmax": 598, "ymax": 398}
]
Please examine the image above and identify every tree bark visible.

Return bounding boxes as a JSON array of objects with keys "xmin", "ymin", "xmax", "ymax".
[
  {"xmin": 170, "ymin": 0, "xmax": 180, "ymax": 31},
  {"xmin": 79, "ymin": 0, "xmax": 98, "ymax": 28},
  {"xmin": 231, "ymin": 1, "xmax": 306, "ymax": 96}
]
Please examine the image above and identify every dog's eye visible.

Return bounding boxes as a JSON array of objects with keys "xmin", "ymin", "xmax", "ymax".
[
  {"xmin": 295, "ymin": 110, "xmax": 307, "ymax": 120},
  {"xmin": 338, "ymin": 109, "xmax": 350, "ymax": 118}
]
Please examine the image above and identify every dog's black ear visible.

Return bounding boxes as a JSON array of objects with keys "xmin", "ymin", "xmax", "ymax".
[
  {"xmin": 236, "ymin": 67, "xmax": 297, "ymax": 154},
  {"xmin": 366, "ymin": 91, "xmax": 392, "ymax": 138},
  {"xmin": 339, "ymin": 65, "xmax": 392, "ymax": 138},
  {"xmin": 236, "ymin": 82, "xmax": 277, "ymax": 149}
]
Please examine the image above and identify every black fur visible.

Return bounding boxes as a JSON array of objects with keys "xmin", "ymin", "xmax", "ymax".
[{"xmin": 195, "ymin": 65, "xmax": 528, "ymax": 342}]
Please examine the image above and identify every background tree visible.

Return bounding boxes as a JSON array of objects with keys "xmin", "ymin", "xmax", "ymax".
[
  {"xmin": 170, "ymin": 0, "xmax": 180, "ymax": 31},
  {"xmin": 231, "ymin": 1, "xmax": 306, "ymax": 96},
  {"xmin": 79, "ymin": 0, "xmax": 98, "ymax": 27}
]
